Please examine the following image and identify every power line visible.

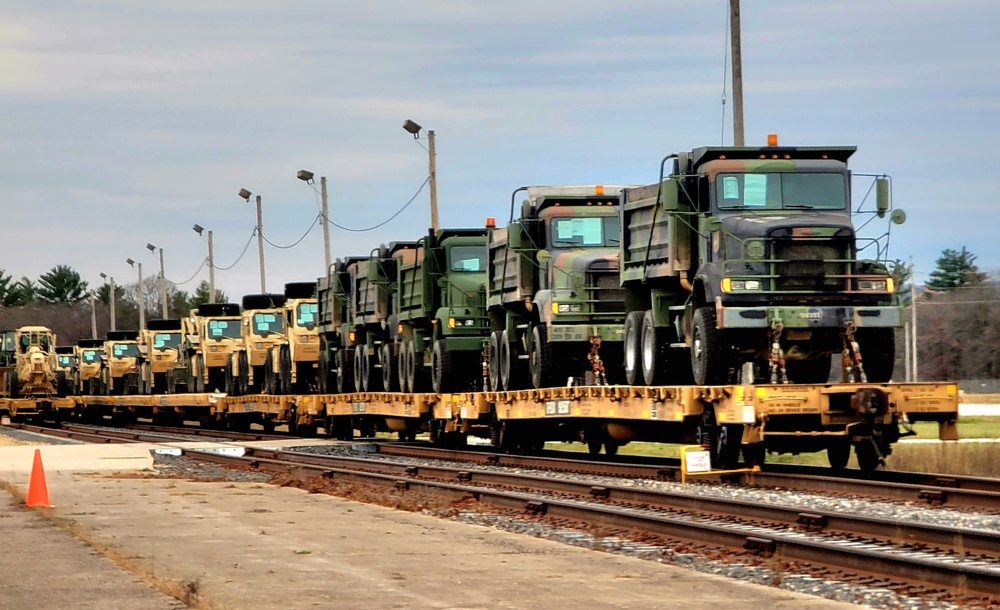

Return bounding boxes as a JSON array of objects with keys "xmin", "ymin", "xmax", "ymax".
[
  {"xmin": 212, "ymin": 230, "xmax": 256, "ymax": 271},
  {"xmin": 260, "ymin": 215, "xmax": 320, "ymax": 250},
  {"xmin": 325, "ymin": 178, "xmax": 429, "ymax": 233},
  {"xmin": 165, "ymin": 257, "xmax": 207, "ymax": 286}
]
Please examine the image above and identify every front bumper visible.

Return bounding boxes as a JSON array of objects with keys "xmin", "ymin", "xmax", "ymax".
[
  {"xmin": 547, "ymin": 323, "xmax": 624, "ymax": 343},
  {"xmin": 719, "ymin": 305, "xmax": 902, "ymax": 329}
]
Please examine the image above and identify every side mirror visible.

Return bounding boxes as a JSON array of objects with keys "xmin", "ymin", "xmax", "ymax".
[
  {"xmin": 890, "ymin": 209, "xmax": 906, "ymax": 225},
  {"xmin": 876, "ymin": 177, "xmax": 890, "ymax": 218}
]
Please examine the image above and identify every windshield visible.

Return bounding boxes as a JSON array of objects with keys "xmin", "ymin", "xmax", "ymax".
[
  {"xmin": 550, "ymin": 216, "xmax": 620, "ymax": 248},
  {"xmin": 153, "ymin": 332, "xmax": 181, "ymax": 350},
  {"xmin": 3, "ymin": 333, "xmax": 15, "ymax": 352},
  {"xmin": 206, "ymin": 319, "xmax": 241, "ymax": 340},
  {"xmin": 111, "ymin": 343, "xmax": 140, "ymax": 358},
  {"xmin": 81, "ymin": 349, "xmax": 103, "ymax": 363},
  {"xmin": 57, "ymin": 356, "xmax": 75, "ymax": 367},
  {"xmin": 449, "ymin": 245, "xmax": 486, "ymax": 272},
  {"xmin": 252, "ymin": 312, "xmax": 284, "ymax": 336},
  {"xmin": 716, "ymin": 172, "xmax": 847, "ymax": 211},
  {"xmin": 295, "ymin": 302, "xmax": 318, "ymax": 327}
]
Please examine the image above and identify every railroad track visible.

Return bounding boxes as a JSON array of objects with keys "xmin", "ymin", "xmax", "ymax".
[
  {"xmin": 4, "ymin": 422, "xmax": 287, "ymax": 445},
  {"xmin": 380, "ymin": 444, "xmax": 1000, "ymax": 512},
  {"xmin": 8, "ymin": 422, "xmax": 1000, "ymax": 602}
]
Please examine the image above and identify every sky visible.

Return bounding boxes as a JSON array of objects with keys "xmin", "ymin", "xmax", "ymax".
[{"xmin": 1, "ymin": 0, "xmax": 998, "ymax": 298}]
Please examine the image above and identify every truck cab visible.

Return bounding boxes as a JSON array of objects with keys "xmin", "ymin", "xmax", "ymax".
[
  {"xmin": 486, "ymin": 185, "xmax": 628, "ymax": 390},
  {"xmin": 74, "ymin": 339, "xmax": 105, "ymax": 395},
  {"xmin": 266, "ymin": 282, "xmax": 320, "ymax": 395},
  {"xmin": 179, "ymin": 303, "xmax": 242, "ymax": 393},
  {"xmin": 227, "ymin": 294, "xmax": 287, "ymax": 395},
  {"xmin": 139, "ymin": 319, "xmax": 183, "ymax": 394},
  {"xmin": 620, "ymin": 143, "xmax": 904, "ymax": 385},
  {"xmin": 100, "ymin": 331, "xmax": 141, "ymax": 395}
]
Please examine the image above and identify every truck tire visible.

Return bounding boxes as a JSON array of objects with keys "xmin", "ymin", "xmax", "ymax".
[
  {"xmin": 336, "ymin": 349, "xmax": 354, "ymax": 394},
  {"xmin": 280, "ymin": 345, "xmax": 293, "ymax": 394},
  {"xmin": 399, "ymin": 341, "xmax": 411, "ymax": 392},
  {"xmin": 487, "ymin": 332, "xmax": 502, "ymax": 391},
  {"xmin": 691, "ymin": 307, "xmax": 730, "ymax": 385},
  {"xmin": 354, "ymin": 346, "xmax": 365, "ymax": 392},
  {"xmin": 500, "ymin": 329, "xmax": 522, "ymax": 391},
  {"xmin": 6, "ymin": 370, "xmax": 19, "ymax": 399},
  {"xmin": 623, "ymin": 311, "xmax": 644, "ymax": 386},
  {"xmin": 264, "ymin": 351, "xmax": 278, "ymax": 395},
  {"xmin": 195, "ymin": 358, "xmax": 206, "ymax": 393},
  {"xmin": 855, "ymin": 328, "xmax": 895, "ymax": 383},
  {"xmin": 56, "ymin": 371, "xmax": 68, "ymax": 398},
  {"xmin": 432, "ymin": 340, "xmax": 452, "ymax": 392},
  {"xmin": 785, "ymin": 357, "xmax": 832, "ymax": 384},
  {"xmin": 381, "ymin": 343, "xmax": 397, "ymax": 392},
  {"xmin": 640, "ymin": 310, "xmax": 669, "ymax": 386},
  {"xmin": 528, "ymin": 324, "xmax": 557, "ymax": 389},
  {"xmin": 238, "ymin": 352, "xmax": 250, "ymax": 396}
]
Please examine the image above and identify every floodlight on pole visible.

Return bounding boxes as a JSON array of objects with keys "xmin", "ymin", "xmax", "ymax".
[
  {"xmin": 127, "ymin": 258, "xmax": 145, "ymax": 329},
  {"xmin": 297, "ymin": 168, "xmax": 331, "ymax": 272},
  {"xmin": 402, "ymin": 118, "xmax": 439, "ymax": 232},
  {"xmin": 194, "ymin": 224, "xmax": 215, "ymax": 303},
  {"xmin": 239, "ymin": 188, "xmax": 266, "ymax": 292},
  {"xmin": 148, "ymin": 242, "xmax": 168, "ymax": 317}
]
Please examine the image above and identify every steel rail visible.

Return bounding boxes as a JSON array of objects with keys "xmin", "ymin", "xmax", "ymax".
[{"xmin": 182, "ymin": 447, "xmax": 1000, "ymax": 599}]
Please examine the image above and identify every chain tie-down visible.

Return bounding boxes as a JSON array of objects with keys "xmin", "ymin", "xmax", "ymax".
[
  {"xmin": 588, "ymin": 335, "xmax": 607, "ymax": 386},
  {"xmin": 769, "ymin": 322, "xmax": 788, "ymax": 384},
  {"xmin": 840, "ymin": 321, "xmax": 867, "ymax": 383}
]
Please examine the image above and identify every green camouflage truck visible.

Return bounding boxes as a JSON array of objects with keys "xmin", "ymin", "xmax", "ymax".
[
  {"xmin": 391, "ymin": 228, "xmax": 489, "ymax": 393},
  {"xmin": 486, "ymin": 185, "xmax": 628, "ymax": 390},
  {"xmin": 620, "ymin": 143, "xmax": 904, "ymax": 389},
  {"xmin": 316, "ymin": 256, "xmax": 364, "ymax": 394}
]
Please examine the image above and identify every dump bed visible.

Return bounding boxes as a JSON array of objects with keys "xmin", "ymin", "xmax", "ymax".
[
  {"xmin": 620, "ymin": 182, "xmax": 692, "ymax": 283},
  {"xmin": 394, "ymin": 243, "xmax": 431, "ymax": 322},
  {"xmin": 486, "ymin": 225, "xmax": 535, "ymax": 308},
  {"xmin": 317, "ymin": 258, "xmax": 361, "ymax": 335}
]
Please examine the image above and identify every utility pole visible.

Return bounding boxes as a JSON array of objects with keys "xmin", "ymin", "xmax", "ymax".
[
  {"xmin": 910, "ymin": 257, "xmax": 918, "ymax": 382},
  {"xmin": 109, "ymin": 277, "xmax": 116, "ymax": 332},
  {"xmin": 136, "ymin": 262, "xmax": 145, "ymax": 329},
  {"xmin": 90, "ymin": 293, "xmax": 98, "ymax": 339},
  {"xmin": 320, "ymin": 176, "xmax": 331, "ymax": 272},
  {"xmin": 255, "ymin": 194, "xmax": 266, "ymax": 292},
  {"xmin": 428, "ymin": 129, "xmax": 440, "ymax": 233},
  {"xmin": 159, "ymin": 248, "xmax": 168, "ymax": 318},
  {"xmin": 903, "ymin": 321, "xmax": 912, "ymax": 382},
  {"xmin": 207, "ymin": 230, "xmax": 216, "ymax": 304},
  {"xmin": 729, "ymin": 0, "xmax": 745, "ymax": 147}
]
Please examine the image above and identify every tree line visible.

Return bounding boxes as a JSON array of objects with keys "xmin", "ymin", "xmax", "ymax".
[{"xmin": 0, "ymin": 265, "xmax": 226, "ymax": 344}]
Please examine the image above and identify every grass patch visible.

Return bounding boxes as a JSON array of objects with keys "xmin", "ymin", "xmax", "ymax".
[
  {"xmin": 962, "ymin": 392, "xmax": 1000, "ymax": 404},
  {"xmin": 909, "ymin": 416, "xmax": 1000, "ymax": 439},
  {"xmin": 887, "ymin": 442, "xmax": 999, "ymax": 477}
]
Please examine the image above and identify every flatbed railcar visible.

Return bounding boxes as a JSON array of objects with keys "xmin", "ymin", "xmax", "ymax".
[{"xmin": 5, "ymin": 381, "xmax": 959, "ymax": 470}]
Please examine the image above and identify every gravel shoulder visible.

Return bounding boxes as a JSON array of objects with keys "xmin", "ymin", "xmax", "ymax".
[{"xmin": 6, "ymin": 464, "xmax": 853, "ymax": 610}]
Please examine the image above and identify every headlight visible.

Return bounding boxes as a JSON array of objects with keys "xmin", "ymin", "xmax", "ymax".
[
  {"xmin": 301, "ymin": 335, "xmax": 310, "ymax": 343},
  {"xmin": 464, "ymin": 319, "xmax": 475, "ymax": 326},
  {"xmin": 553, "ymin": 303, "xmax": 583, "ymax": 314},
  {"xmin": 722, "ymin": 278, "xmax": 762, "ymax": 292},
  {"xmin": 858, "ymin": 279, "xmax": 889, "ymax": 291},
  {"xmin": 255, "ymin": 342, "xmax": 264, "ymax": 349}
]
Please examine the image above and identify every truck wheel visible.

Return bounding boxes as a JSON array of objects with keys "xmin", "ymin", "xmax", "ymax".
[
  {"xmin": 397, "ymin": 341, "xmax": 409, "ymax": 392},
  {"xmin": 786, "ymin": 357, "xmax": 832, "ymax": 384},
  {"xmin": 431, "ymin": 340, "xmax": 452, "ymax": 392},
  {"xmin": 336, "ymin": 350, "xmax": 354, "ymax": 394},
  {"xmin": 280, "ymin": 345, "xmax": 293, "ymax": 394},
  {"xmin": 640, "ymin": 310, "xmax": 670, "ymax": 386},
  {"xmin": 6, "ymin": 370, "xmax": 19, "ymax": 399},
  {"xmin": 623, "ymin": 311, "xmax": 644, "ymax": 385},
  {"xmin": 263, "ymin": 351, "xmax": 277, "ymax": 394},
  {"xmin": 855, "ymin": 328, "xmax": 895, "ymax": 383},
  {"xmin": 487, "ymin": 332, "xmax": 502, "ymax": 391},
  {"xmin": 528, "ymin": 324, "xmax": 555, "ymax": 389},
  {"xmin": 238, "ymin": 352, "xmax": 250, "ymax": 395},
  {"xmin": 56, "ymin": 371, "xmax": 68, "ymax": 398},
  {"xmin": 499, "ymin": 329, "xmax": 521, "ymax": 391},
  {"xmin": 381, "ymin": 343, "xmax": 397, "ymax": 392},
  {"xmin": 691, "ymin": 307, "xmax": 730, "ymax": 385},
  {"xmin": 365, "ymin": 345, "xmax": 383, "ymax": 392},
  {"xmin": 354, "ymin": 346, "xmax": 365, "ymax": 392}
]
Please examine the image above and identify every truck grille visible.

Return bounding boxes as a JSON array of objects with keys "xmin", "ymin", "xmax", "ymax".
[
  {"xmin": 587, "ymin": 270, "xmax": 625, "ymax": 314},
  {"xmin": 773, "ymin": 239, "xmax": 849, "ymax": 292}
]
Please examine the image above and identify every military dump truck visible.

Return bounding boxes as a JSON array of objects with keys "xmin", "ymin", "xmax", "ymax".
[
  {"xmin": 225, "ymin": 294, "xmax": 286, "ymax": 395},
  {"xmin": 0, "ymin": 326, "xmax": 66, "ymax": 398},
  {"xmin": 263, "ymin": 282, "xmax": 320, "ymax": 395},
  {"xmin": 99, "ymin": 331, "xmax": 142, "ymax": 395},
  {"xmin": 316, "ymin": 256, "xmax": 364, "ymax": 394},
  {"xmin": 485, "ymin": 186, "xmax": 628, "ymax": 391},
  {"xmin": 177, "ymin": 303, "xmax": 242, "ymax": 393},
  {"xmin": 54, "ymin": 346, "xmax": 77, "ymax": 379},
  {"xmin": 74, "ymin": 339, "xmax": 105, "ymax": 395},
  {"xmin": 391, "ymin": 229, "xmax": 490, "ymax": 393},
  {"xmin": 619, "ymin": 142, "xmax": 904, "ymax": 389},
  {"xmin": 138, "ymin": 319, "xmax": 183, "ymax": 394}
]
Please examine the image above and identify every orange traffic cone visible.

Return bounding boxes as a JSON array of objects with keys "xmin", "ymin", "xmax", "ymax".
[{"xmin": 26, "ymin": 448, "xmax": 51, "ymax": 508}]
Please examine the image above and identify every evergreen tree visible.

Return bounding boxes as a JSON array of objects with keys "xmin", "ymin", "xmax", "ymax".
[
  {"xmin": 8, "ymin": 276, "xmax": 37, "ymax": 306},
  {"xmin": 926, "ymin": 247, "xmax": 987, "ymax": 291},
  {"xmin": 188, "ymin": 281, "xmax": 228, "ymax": 310},
  {"xmin": 36, "ymin": 265, "xmax": 89, "ymax": 304}
]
